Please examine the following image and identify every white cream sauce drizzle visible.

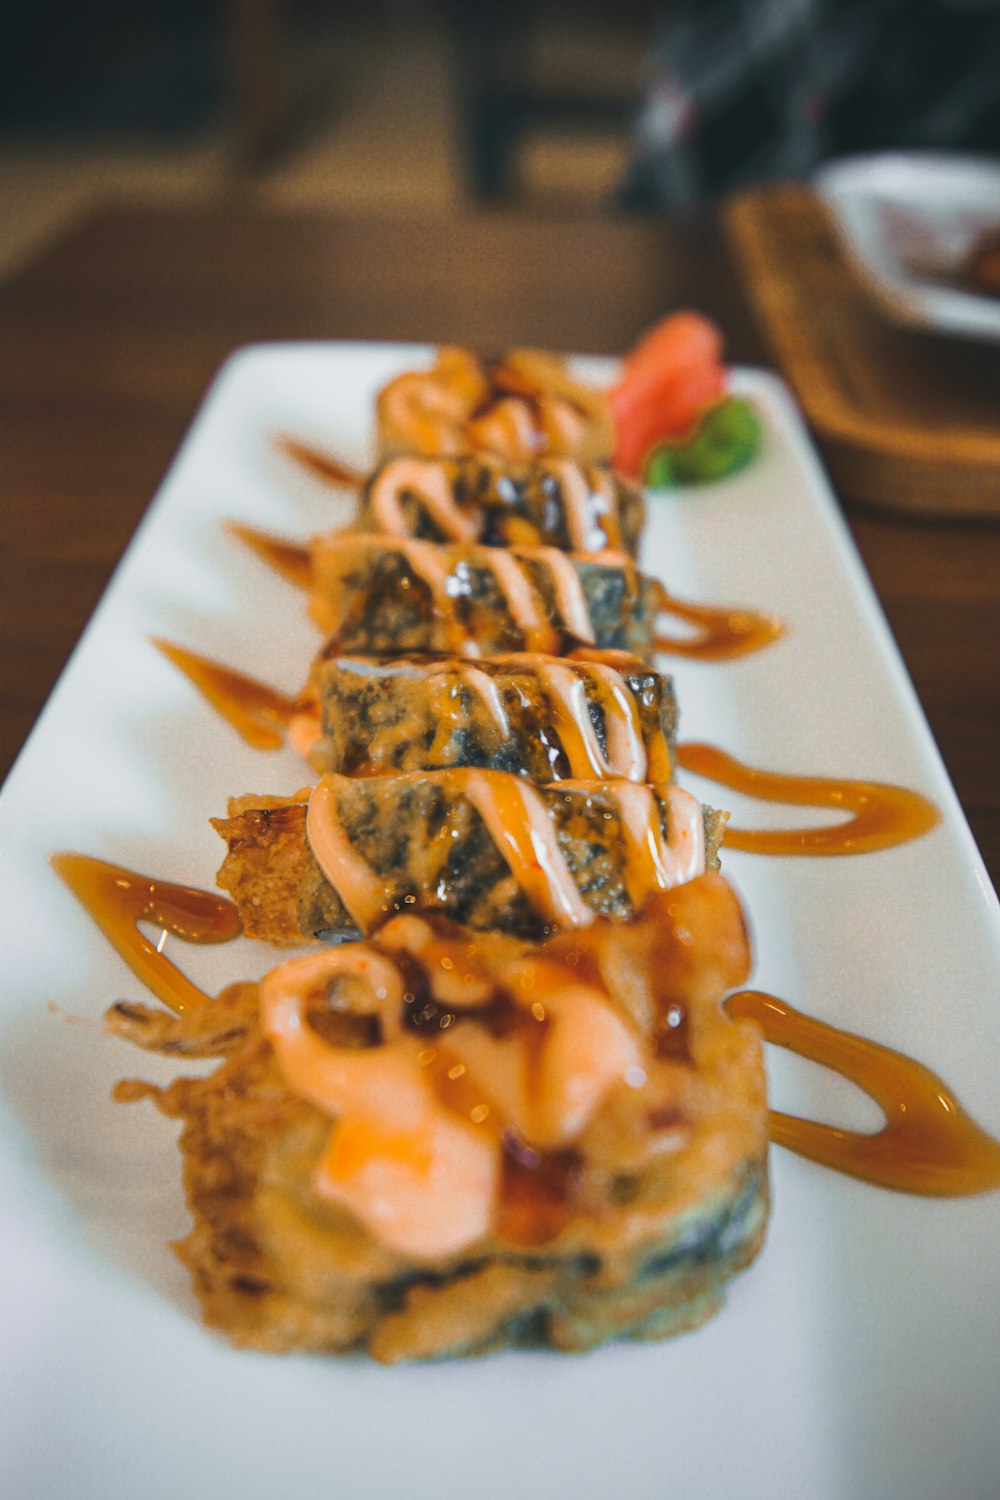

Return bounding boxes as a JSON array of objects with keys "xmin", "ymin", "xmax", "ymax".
[
  {"xmin": 557, "ymin": 780, "xmax": 706, "ymax": 906},
  {"xmin": 461, "ymin": 769, "xmax": 593, "ymax": 928},
  {"xmin": 306, "ymin": 771, "xmax": 702, "ymax": 936},
  {"xmin": 509, "ymin": 544, "xmax": 596, "ymax": 644},
  {"xmin": 368, "ymin": 457, "xmax": 478, "ymax": 542},
  {"xmin": 306, "ymin": 778, "xmax": 389, "ymax": 931},
  {"xmin": 588, "ymin": 467, "xmax": 624, "ymax": 550},
  {"xmin": 540, "ymin": 458, "xmax": 598, "ymax": 551},
  {"xmin": 480, "ymin": 548, "xmax": 558, "ymax": 652},
  {"xmin": 454, "ymin": 664, "xmax": 511, "ymax": 736},
  {"xmin": 369, "ymin": 453, "xmax": 626, "ymax": 558},
  {"xmin": 534, "ymin": 662, "xmax": 612, "ymax": 778},
  {"xmin": 577, "ymin": 660, "xmax": 648, "ymax": 779},
  {"xmin": 402, "ymin": 652, "xmax": 653, "ymax": 781},
  {"xmin": 306, "ymin": 769, "xmax": 593, "ymax": 932},
  {"xmin": 316, "ymin": 535, "xmax": 608, "ymax": 654}
]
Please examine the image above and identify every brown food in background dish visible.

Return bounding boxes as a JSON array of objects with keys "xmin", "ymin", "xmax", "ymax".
[{"xmin": 962, "ymin": 229, "xmax": 1000, "ymax": 296}]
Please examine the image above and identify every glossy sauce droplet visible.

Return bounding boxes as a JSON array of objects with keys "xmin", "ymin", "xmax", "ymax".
[
  {"xmin": 653, "ymin": 585, "xmax": 785, "ymax": 661},
  {"xmin": 53, "ymin": 854, "xmax": 240, "ymax": 1014},
  {"xmin": 726, "ymin": 990, "xmax": 1000, "ymax": 1196},
  {"xmin": 153, "ymin": 639, "xmax": 309, "ymax": 751},
  {"xmin": 227, "ymin": 521, "xmax": 314, "ymax": 589},
  {"xmin": 677, "ymin": 742, "xmax": 939, "ymax": 855},
  {"xmin": 496, "ymin": 1150, "xmax": 576, "ymax": 1246},
  {"xmin": 275, "ymin": 435, "xmax": 364, "ymax": 489}
]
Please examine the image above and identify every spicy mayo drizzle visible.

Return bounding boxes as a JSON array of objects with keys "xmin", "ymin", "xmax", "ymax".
[
  {"xmin": 652, "ymin": 582, "xmax": 785, "ymax": 661},
  {"xmin": 52, "ymin": 854, "xmax": 239, "ymax": 1014},
  {"xmin": 369, "ymin": 457, "xmax": 479, "ymax": 542},
  {"xmin": 304, "ymin": 769, "xmax": 704, "ymax": 933},
  {"xmin": 309, "ymin": 533, "xmax": 601, "ymax": 655},
  {"xmin": 677, "ymin": 742, "xmax": 940, "ymax": 855},
  {"xmin": 727, "ymin": 990, "xmax": 1000, "ymax": 1196},
  {"xmin": 305, "ymin": 768, "xmax": 595, "ymax": 931},
  {"xmin": 276, "ymin": 444, "xmax": 627, "ymax": 556}
]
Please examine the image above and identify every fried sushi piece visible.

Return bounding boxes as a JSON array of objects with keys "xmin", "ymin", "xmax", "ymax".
[
  {"xmin": 213, "ymin": 769, "xmax": 726, "ymax": 946},
  {"xmin": 309, "ymin": 534, "xmax": 658, "ymax": 660},
  {"xmin": 357, "ymin": 455, "xmax": 644, "ymax": 557},
  {"xmin": 309, "ymin": 650, "xmax": 676, "ymax": 785},
  {"xmin": 376, "ymin": 346, "xmax": 615, "ymax": 466},
  {"xmin": 108, "ymin": 875, "xmax": 768, "ymax": 1362}
]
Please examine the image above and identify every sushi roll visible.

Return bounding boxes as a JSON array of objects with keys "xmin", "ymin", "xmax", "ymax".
[
  {"xmin": 108, "ymin": 875, "xmax": 768, "ymax": 1362},
  {"xmin": 309, "ymin": 535, "xmax": 658, "ymax": 660},
  {"xmin": 354, "ymin": 455, "xmax": 645, "ymax": 556},
  {"xmin": 308, "ymin": 650, "xmax": 676, "ymax": 785},
  {"xmin": 375, "ymin": 346, "xmax": 615, "ymax": 466},
  {"xmin": 212, "ymin": 769, "xmax": 724, "ymax": 945}
]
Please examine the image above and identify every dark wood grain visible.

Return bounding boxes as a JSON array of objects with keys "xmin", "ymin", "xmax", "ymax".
[{"xmin": 0, "ymin": 205, "xmax": 996, "ymax": 889}]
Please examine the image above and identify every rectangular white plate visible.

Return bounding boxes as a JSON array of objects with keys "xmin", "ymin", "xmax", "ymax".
[{"xmin": 1, "ymin": 345, "xmax": 999, "ymax": 1500}]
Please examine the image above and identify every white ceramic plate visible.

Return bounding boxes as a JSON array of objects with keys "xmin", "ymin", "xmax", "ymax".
[
  {"xmin": 1, "ymin": 345, "xmax": 999, "ymax": 1500},
  {"xmin": 815, "ymin": 151, "xmax": 1000, "ymax": 340}
]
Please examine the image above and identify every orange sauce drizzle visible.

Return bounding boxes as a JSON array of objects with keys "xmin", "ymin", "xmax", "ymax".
[
  {"xmin": 677, "ymin": 742, "xmax": 940, "ymax": 855},
  {"xmin": 461, "ymin": 769, "xmax": 593, "ymax": 927},
  {"xmin": 227, "ymin": 521, "xmax": 313, "ymax": 589},
  {"xmin": 727, "ymin": 990, "xmax": 1000, "ymax": 1196},
  {"xmin": 153, "ymin": 638, "xmax": 307, "ymax": 751},
  {"xmin": 52, "ymin": 854, "xmax": 240, "ymax": 1014},
  {"xmin": 653, "ymin": 584, "xmax": 785, "ymax": 661},
  {"xmin": 276, "ymin": 435, "xmax": 364, "ymax": 489}
]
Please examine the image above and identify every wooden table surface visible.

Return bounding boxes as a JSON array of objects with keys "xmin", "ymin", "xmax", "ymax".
[{"xmin": 0, "ymin": 205, "xmax": 996, "ymax": 890}]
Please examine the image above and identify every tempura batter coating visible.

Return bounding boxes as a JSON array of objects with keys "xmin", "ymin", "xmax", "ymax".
[{"xmin": 109, "ymin": 877, "xmax": 768, "ymax": 1362}]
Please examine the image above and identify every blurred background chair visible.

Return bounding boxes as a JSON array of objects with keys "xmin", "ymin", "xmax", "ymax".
[
  {"xmin": 0, "ymin": 0, "xmax": 657, "ymax": 278},
  {"xmin": 2, "ymin": 0, "xmax": 997, "ymax": 280}
]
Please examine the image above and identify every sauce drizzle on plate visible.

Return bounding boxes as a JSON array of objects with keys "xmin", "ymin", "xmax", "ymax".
[
  {"xmin": 227, "ymin": 522, "xmax": 314, "ymax": 588},
  {"xmin": 677, "ymin": 741, "xmax": 939, "ymax": 855},
  {"xmin": 52, "ymin": 854, "xmax": 239, "ymax": 1014},
  {"xmin": 653, "ymin": 583, "xmax": 785, "ymax": 660},
  {"xmin": 152, "ymin": 639, "xmax": 310, "ymax": 752},
  {"xmin": 275, "ymin": 436, "xmax": 364, "ymax": 489},
  {"xmin": 727, "ymin": 990, "xmax": 1000, "ymax": 1196}
]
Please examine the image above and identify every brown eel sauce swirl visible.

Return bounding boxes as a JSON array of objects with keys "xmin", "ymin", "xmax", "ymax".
[
  {"xmin": 677, "ymin": 742, "xmax": 940, "ymax": 856},
  {"xmin": 727, "ymin": 991, "xmax": 1000, "ymax": 1196},
  {"xmin": 152, "ymin": 638, "xmax": 310, "ymax": 752},
  {"xmin": 275, "ymin": 436, "xmax": 364, "ymax": 489},
  {"xmin": 52, "ymin": 854, "xmax": 239, "ymax": 1014},
  {"xmin": 652, "ymin": 582, "xmax": 785, "ymax": 661}
]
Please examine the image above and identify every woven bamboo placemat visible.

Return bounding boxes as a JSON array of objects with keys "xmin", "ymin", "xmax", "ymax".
[{"xmin": 724, "ymin": 183, "xmax": 1000, "ymax": 518}]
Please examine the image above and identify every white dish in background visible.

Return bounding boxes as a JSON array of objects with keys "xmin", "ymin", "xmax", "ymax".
[
  {"xmin": 1, "ymin": 344, "xmax": 999, "ymax": 1500},
  {"xmin": 815, "ymin": 151, "xmax": 1000, "ymax": 340}
]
